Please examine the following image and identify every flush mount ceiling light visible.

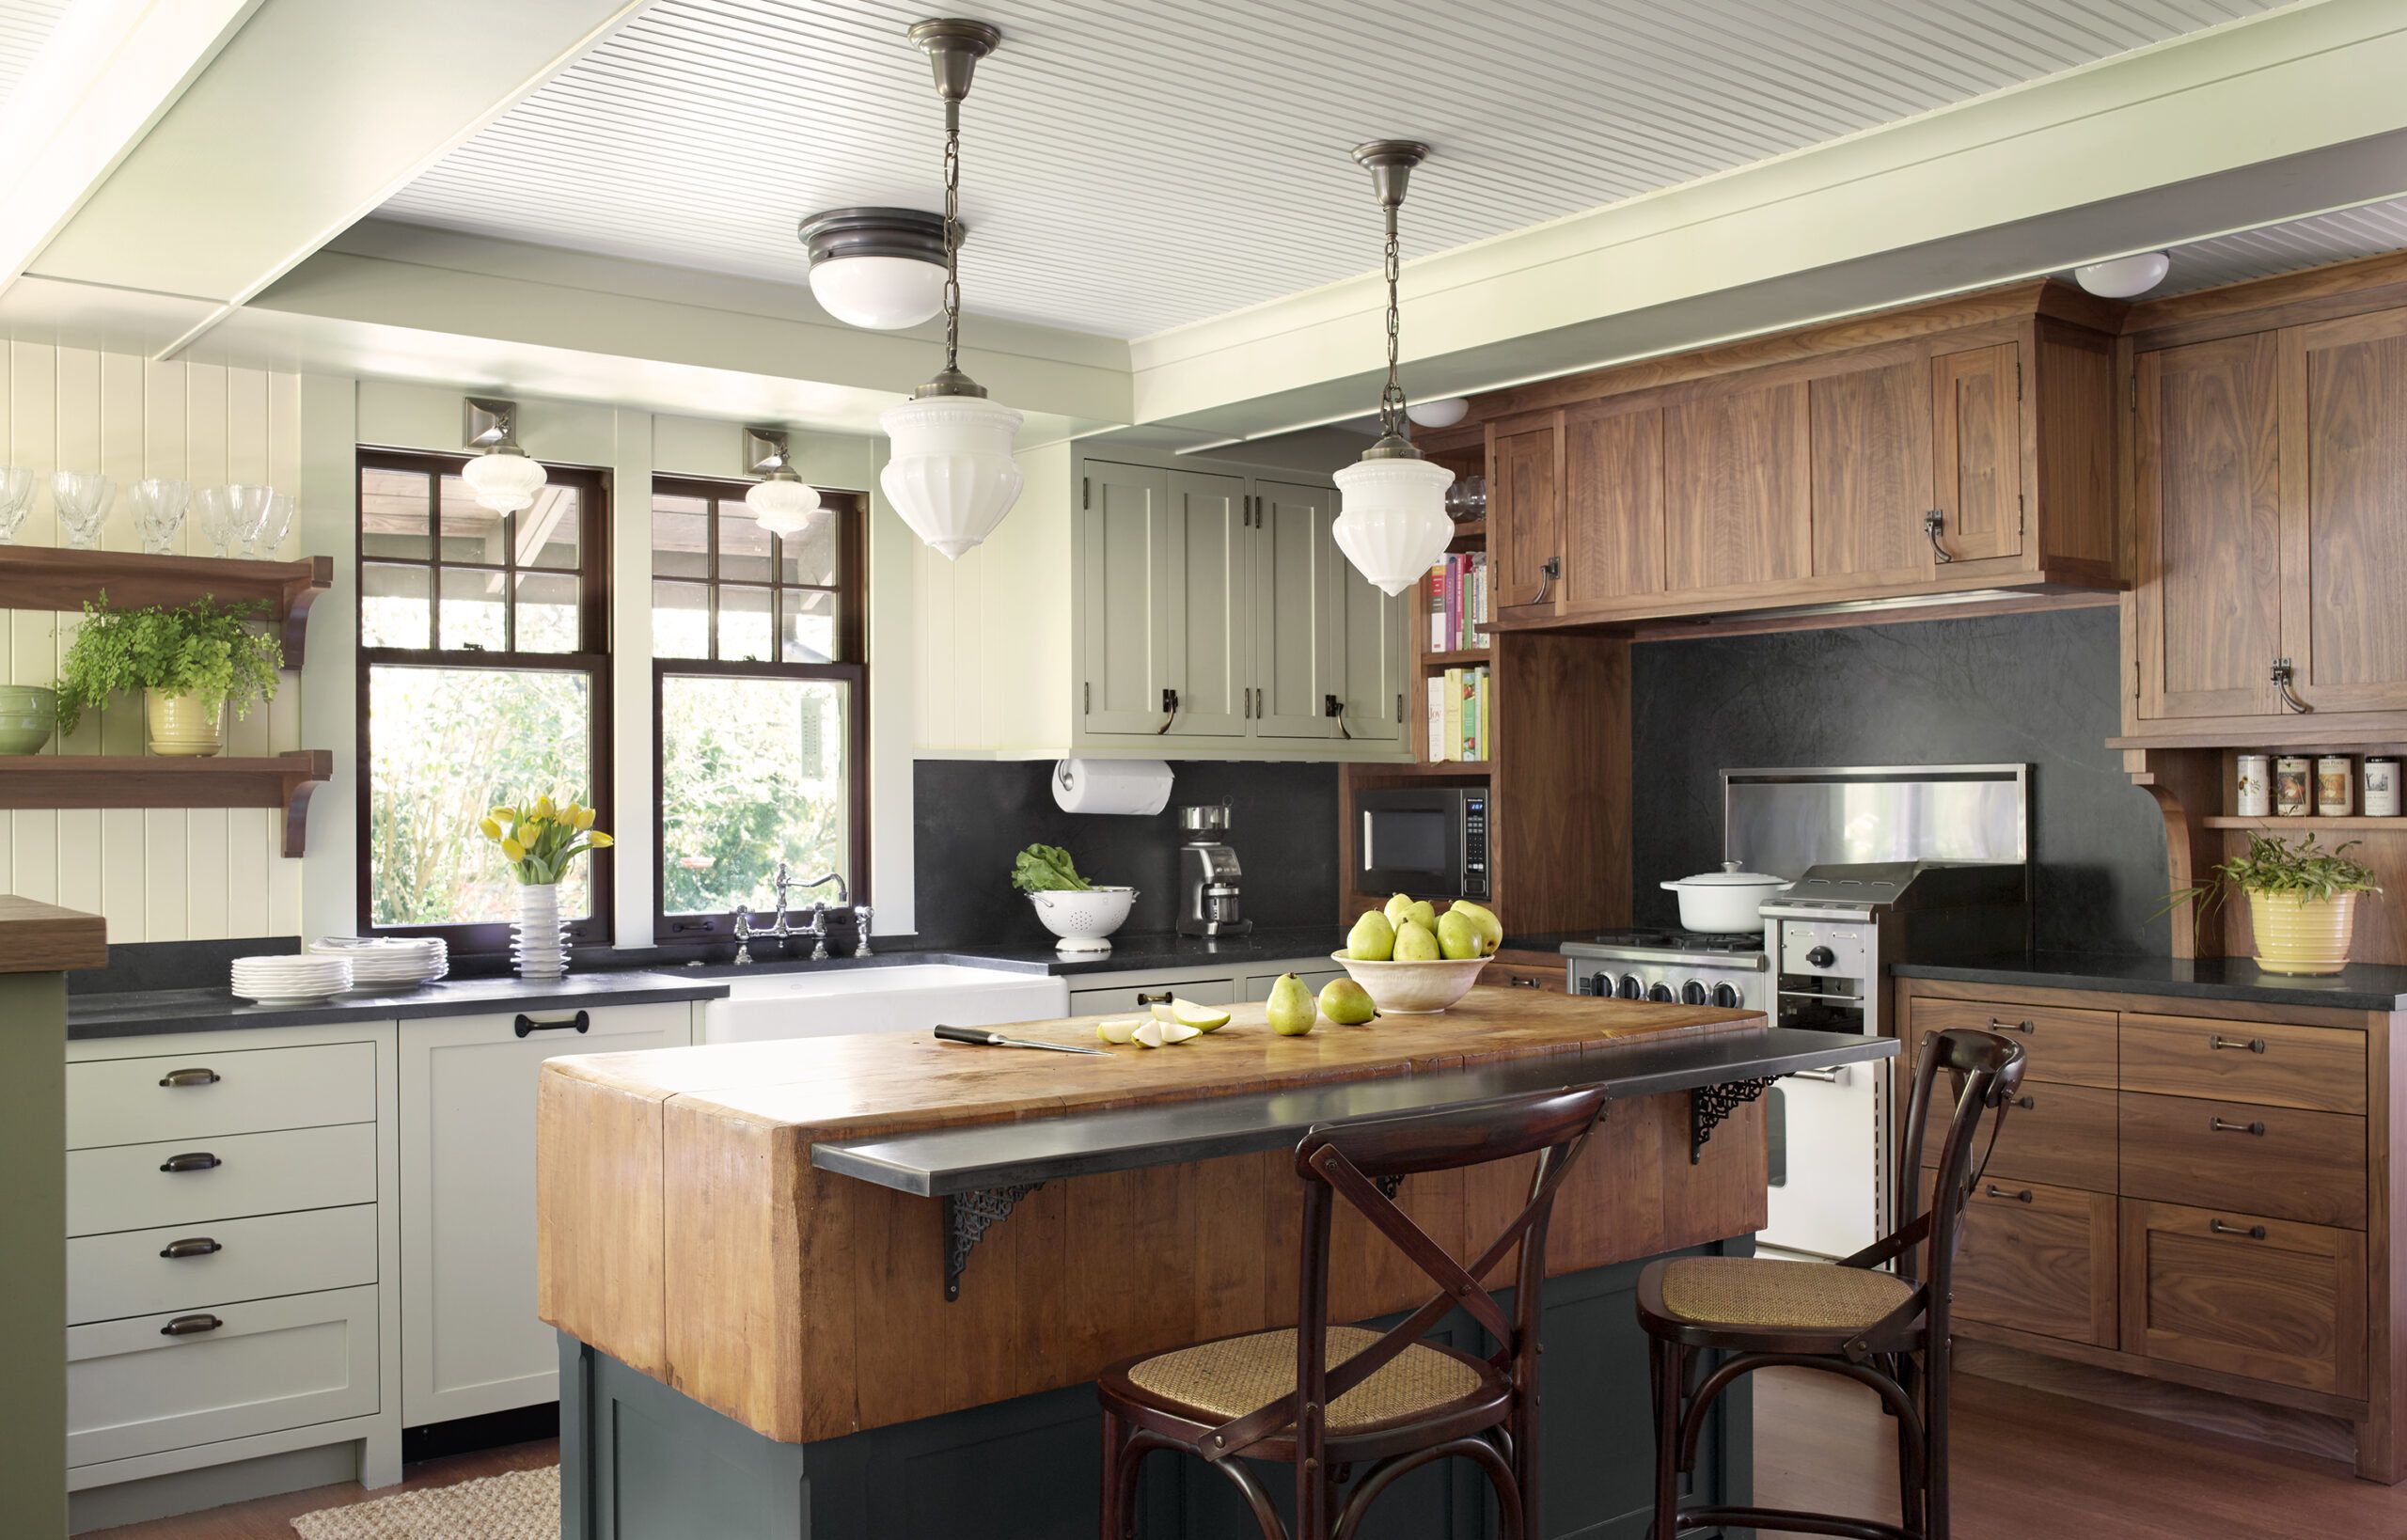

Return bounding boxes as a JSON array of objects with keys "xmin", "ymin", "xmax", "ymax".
[
  {"xmin": 1330, "ymin": 141, "xmax": 1455, "ymax": 597},
  {"xmin": 878, "ymin": 18, "xmax": 1023, "ymax": 562},
  {"xmin": 1407, "ymin": 397, "xmax": 1470, "ymax": 430},
  {"xmin": 460, "ymin": 396, "xmax": 547, "ymax": 514},
  {"xmin": 2074, "ymin": 250, "xmax": 2171, "ymax": 299},
  {"xmin": 743, "ymin": 425, "xmax": 824, "ymax": 537},
  {"xmin": 798, "ymin": 207, "xmax": 954, "ymax": 329}
]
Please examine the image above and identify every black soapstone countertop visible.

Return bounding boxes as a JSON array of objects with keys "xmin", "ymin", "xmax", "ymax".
[{"xmin": 1890, "ymin": 951, "xmax": 2407, "ymax": 1013}]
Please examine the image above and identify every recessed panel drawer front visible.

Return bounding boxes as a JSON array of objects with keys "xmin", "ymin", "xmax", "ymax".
[
  {"xmin": 1908, "ymin": 996, "xmax": 2116, "ymax": 1088},
  {"xmin": 2119, "ymin": 1200, "xmax": 2364, "ymax": 1399},
  {"xmin": 67, "ymin": 1284, "xmax": 380, "ymax": 1469},
  {"xmin": 1919, "ymin": 1080, "xmax": 2116, "ymax": 1193},
  {"xmin": 66, "ymin": 1123, "xmax": 376, "ymax": 1237},
  {"xmin": 1065, "ymin": 977, "xmax": 1236, "ymax": 1017},
  {"xmin": 2120, "ymin": 1092, "xmax": 2367, "ymax": 1229},
  {"xmin": 2120, "ymin": 1014, "xmax": 2366, "ymax": 1115},
  {"xmin": 68, "ymin": 1042, "xmax": 376, "ymax": 1149},
  {"xmin": 1950, "ymin": 1179, "xmax": 2116, "ymax": 1348},
  {"xmin": 68, "ymin": 1204, "xmax": 378, "ymax": 1326}
]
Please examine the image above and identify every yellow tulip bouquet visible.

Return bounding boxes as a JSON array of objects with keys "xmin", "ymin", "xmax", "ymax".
[{"xmin": 478, "ymin": 796, "xmax": 615, "ymax": 885}]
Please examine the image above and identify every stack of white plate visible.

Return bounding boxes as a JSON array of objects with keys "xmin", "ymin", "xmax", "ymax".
[
  {"xmin": 230, "ymin": 954, "xmax": 354, "ymax": 1005},
  {"xmin": 307, "ymin": 935, "xmax": 448, "ymax": 988}
]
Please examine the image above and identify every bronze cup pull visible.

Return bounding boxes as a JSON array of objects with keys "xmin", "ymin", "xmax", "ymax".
[
  {"xmin": 159, "ymin": 1313, "xmax": 222, "ymax": 1337},
  {"xmin": 2210, "ymin": 1219, "xmax": 2269, "ymax": 1241},
  {"xmin": 1988, "ymin": 1017, "xmax": 2034, "ymax": 1034},
  {"xmin": 159, "ymin": 1237, "xmax": 222, "ymax": 1259},
  {"xmin": 1135, "ymin": 991, "xmax": 1172, "ymax": 1006},
  {"xmin": 1984, "ymin": 1185, "xmax": 2034, "ymax": 1203},
  {"xmin": 157, "ymin": 1067, "xmax": 220, "ymax": 1088},
  {"xmin": 2209, "ymin": 1034, "xmax": 2267, "ymax": 1054},
  {"xmin": 2209, "ymin": 1117, "xmax": 2268, "ymax": 1137},
  {"xmin": 158, "ymin": 1152, "xmax": 222, "ymax": 1172}
]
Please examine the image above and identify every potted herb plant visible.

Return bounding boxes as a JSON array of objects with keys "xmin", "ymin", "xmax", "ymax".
[
  {"xmin": 56, "ymin": 595, "xmax": 282, "ymax": 757},
  {"xmin": 2168, "ymin": 832, "xmax": 2382, "ymax": 975}
]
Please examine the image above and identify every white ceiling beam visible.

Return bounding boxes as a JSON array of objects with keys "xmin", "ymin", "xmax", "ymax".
[{"xmin": 23, "ymin": 0, "xmax": 647, "ymax": 354}]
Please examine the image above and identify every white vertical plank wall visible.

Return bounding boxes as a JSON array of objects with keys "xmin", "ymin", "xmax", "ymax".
[{"xmin": 4, "ymin": 342, "xmax": 307, "ymax": 941}]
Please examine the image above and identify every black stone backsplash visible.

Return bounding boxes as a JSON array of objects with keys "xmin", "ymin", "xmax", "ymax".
[
  {"xmin": 1630, "ymin": 605, "xmax": 2170, "ymax": 956},
  {"xmin": 913, "ymin": 760, "xmax": 1341, "ymax": 950}
]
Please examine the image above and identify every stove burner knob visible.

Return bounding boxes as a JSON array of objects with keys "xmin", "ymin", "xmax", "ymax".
[
  {"xmin": 1645, "ymin": 982, "xmax": 1675, "ymax": 1004},
  {"xmin": 1584, "ymin": 972, "xmax": 1611, "ymax": 998},
  {"xmin": 1805, "ymin": 945, "xmax": 1836, "ymax": 969},
  {"xmin": 1711, "ymin": 982, "xmax": 1743, "ymax": 1009},
  {"xmin": 1679, "ymin": 979, "xmax": 1708, "ymax": 1006},
  {"xmin": 1616, "ymin": 974, "xmax": 1644, "ymax": 1000}
]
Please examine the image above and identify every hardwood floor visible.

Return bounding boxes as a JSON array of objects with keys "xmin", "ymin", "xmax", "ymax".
[{"xmin": 80, "ymin": 1372, "xmax": 2407, "ymax": 1537}]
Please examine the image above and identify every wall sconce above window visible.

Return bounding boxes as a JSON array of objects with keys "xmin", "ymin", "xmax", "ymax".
[{"xmin": 460, "ymin": 396, "xmax": 548, "ymax": 514}]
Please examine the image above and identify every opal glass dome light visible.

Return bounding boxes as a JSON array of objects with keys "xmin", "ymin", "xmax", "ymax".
[
  {"xmin": 460, "ymin": 397, "xmax": 547, "ymax": 514},
  {"xmin": 1407, "ymin": 397, "xmax": 1470, "ymax": 430},
  {"xmin": 742, "ymin": 424, "xmax": 825, "ymax": 537},
  {"xmin": 2074, "ymin": 250, "xmax": 2171, "ymax": 299},
  {"xmin": 798, "ymin": 209, "xmax": 953, "ymax": 330}
]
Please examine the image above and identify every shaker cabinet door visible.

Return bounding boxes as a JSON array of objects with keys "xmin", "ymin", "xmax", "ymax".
[
  {"xmin": 1662, "ymin": 381, "xmax": 1810, "ymax": 595},
  {"xmin": 1557, "ymin": 402, "xmax": 1666, "ymax": 615},
  {"xmin": 2133, "ymin": 334, "xmax": 2283, "ymax": 720},
  {"xmin": 1164, "ymin": 470, "xmax": 1251, "ymax": 738},
  {"xmin": 1810, "ymin": 355, "xmax": 1934, "ymax": 582},
  {"xmin": 1331, "ymin": 539, "xmax": 1408, "ymax": 746},
  {"xmin": 2281, "ymin": 306, "xmax": 2407, "ymax": 715},
  {"xmin": 1929, "ymin": 343, "xmax": 2023, "ymax": 564},
  {"xmin": 1251, "ymin": 479, "xmax": 1340, "ymax": 740},
  {"xmin": 1489, "ymin": 416, "xmax": 1563, "ymax": 620},
  {"xmin": 1079, "ymin": 461, "xmax": 1178, "ymax": 735}
]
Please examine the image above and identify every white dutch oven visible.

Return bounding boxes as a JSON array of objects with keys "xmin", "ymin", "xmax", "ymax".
[{"xmin": 1659, "ymin": 862, "xmax": 1788, "ymax": 934}]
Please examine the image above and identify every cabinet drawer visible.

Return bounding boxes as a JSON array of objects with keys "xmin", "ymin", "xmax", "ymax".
[
  {"xmin": 67, "ymin": 1123, "xmax": 375, "ymax": 1237},
  {"xmin": 2119, "ymin": 1200, "xmax": 2364, "ymax": 1399},
  {"xmin": 1487, "ymin": 956, "xmax": 1568, "ymax": 995},
  {"xmin": 1066, "ymin": 977, "xmax": 1235, "ymax": 1017},
  {"xmin": 1951, "ymin": 1179, "xmax": 2116, "ymax": 1348},
  {"xmin": 68, "ymin": 1042, "xmax": 375, "ymax": 1149},
  {"xmin": 2120, "ymin": 1092, "xmax": 2366, "ymax": 1229},
  {"xmin": 1920, "ymin": 1080, "xmax": 2116, "ymax": 1192},
  {"xmin": 67, "ymin": 1284, "xmax": 379, "ymax": 1469},
  {"xmin": 1908, "ymin": 996, "xmax": 2116, "ymax": 1088},
  {"xmin": 2120, "ymin": 1014, "xmax": 2365, "ymax": 1115},
  {"xmin": 69, "ymin": 1204, "xmax": 377, "ymax": 1326}
]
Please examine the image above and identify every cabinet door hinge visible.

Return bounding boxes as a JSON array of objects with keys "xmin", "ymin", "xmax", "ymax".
[
  {"xmin": 2019, "ymin": 493, "xmax": 2026, "ymax": 534},
  {"xmin": 1084, "ymin": 680, "xmax": 1092, "ymax": 714},
  {"xmin": 2015, "ymin": 359, "xmax": 2023, "ymax": 401},
  {"xmin": 1396, "ymin": 691, "xmax": 1405, "ymax": 724},
  {"xmin": 2133, "ymin": 660, "xmax": 2140, "ymax": 700},
  {"xmin": 2130, "ymin": 375, "xmax": 2138, "ymax": 413},
  {"xmin": 1082, "ymin": 477, "xmax": 1091, "ymax": 511}
]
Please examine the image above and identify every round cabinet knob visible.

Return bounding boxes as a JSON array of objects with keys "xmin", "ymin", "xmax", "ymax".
[
  {"xmin": 1584, "ymin": 972, "xmax": 1610, "ymax": 998},
  {"xmin": 1617, "ymin": 974, "xmax": 1644, "ymax": 1000},
  {"xmin": 1680, "ymin": 979, "xmax": 1708, "ymax": 1006},
  {"xmin": 1711, "ymin": 982, "xmax": 1742, "ymax": 1009},
  {"xmin": 1645, "ymin": 982, "xmax": 1675, "ymax": 1003},
  {"xmin": 1805, "ymin": 945, "xmax": 1836, "ymax": 969}
]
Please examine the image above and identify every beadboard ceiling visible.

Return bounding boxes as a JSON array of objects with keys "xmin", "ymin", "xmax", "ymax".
[
  {"xmin": 0, "ymin": 0, "xmax": 72, "ymax": 108},
  {"xmin": 2150, "ymin": 195, "xmax": 2407, "ymax": 295},
  {"xmin": 376, "ymin": 0, "xmax": 2286, "ymax": 340}
]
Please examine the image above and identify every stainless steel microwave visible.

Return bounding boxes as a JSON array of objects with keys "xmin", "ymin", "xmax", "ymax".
[{"xmin": 1355, "ymin": 787, "xmax": 1490, "ymax": 900}]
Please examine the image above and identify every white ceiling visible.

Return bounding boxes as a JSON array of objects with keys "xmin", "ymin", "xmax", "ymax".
[
  {"xmin": 2148, "ymin": 194, "xmax": 2407, "ymax": 295},
  {"xmin": 0, "ymin": 0, "xmax": 72, "ymax": 109},
  {"xmin": 376, "ymin": 0, "xmax": 2286, "ymax": 341}
]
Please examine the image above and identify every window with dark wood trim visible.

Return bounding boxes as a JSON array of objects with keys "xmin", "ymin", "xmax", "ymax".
[
  {"xmin": 355, "ymin": 448, "xmax": 613, "ymax": 951},
  {"xmin": 651, "ymin": 479, "xmax": 868, "ymax": 945}
]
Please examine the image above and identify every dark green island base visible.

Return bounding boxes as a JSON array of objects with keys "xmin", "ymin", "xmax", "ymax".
[{"xmin": 556, "ymin": 1241, "xmax": 1753, "ymax": 1540}]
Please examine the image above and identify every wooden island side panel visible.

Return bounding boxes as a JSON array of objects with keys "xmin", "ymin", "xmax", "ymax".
[{"xmin": 540, "ymin": 988, "xmax": 1769, "ymax": 1444}]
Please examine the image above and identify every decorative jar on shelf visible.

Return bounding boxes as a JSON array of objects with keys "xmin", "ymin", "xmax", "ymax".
[{"xmin": 144, "ymin": 689, "xmax": 224, "ymax": 757}]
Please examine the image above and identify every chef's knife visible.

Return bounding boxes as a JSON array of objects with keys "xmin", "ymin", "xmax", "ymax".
[{"xmin": 933, "ymin": 1024, "xmax": 1108, "ymax": 1056}]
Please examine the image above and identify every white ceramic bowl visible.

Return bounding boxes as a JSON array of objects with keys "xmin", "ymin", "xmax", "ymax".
[
  {"xmin": 1329, "ymin": 950, "xmax": 1492, "ymax": 1014},
  {"xmin": 1028, "ymin": 887, "xmax": 1138, "ymax": 952}
]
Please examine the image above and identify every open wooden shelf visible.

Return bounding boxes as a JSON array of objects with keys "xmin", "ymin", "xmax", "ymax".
[
  {"xmin": 1345, "ymin": 759, "xmax": 1491, "ymax": 780},
  {"xmin": 0, "ymin": 548, "xmax": 334, "ymax": 668},
  {"xmin": 1446, "ymin": 520, "xmax": 1487, "ymax": 552},
  {"xmin": 2200, "ymin": 815, "xmax": 2407, "ymax": 831},
  {"xmin": 0, "ymin": 750, "xmax": 333, "ymax": 856},
  {"xmin": 1423, "ymin": 648, "xmax": 1493, "ymax": 668}
]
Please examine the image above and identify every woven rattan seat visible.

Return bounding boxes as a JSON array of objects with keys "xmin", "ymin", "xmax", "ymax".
[
  {"xmin": 1124, "ymin": 1326, "xmax": 1492, "ymax": 1433},
  {"xmin": 1655, "ymin": 1256, "xmax": 1915, "ymax": 1334}
]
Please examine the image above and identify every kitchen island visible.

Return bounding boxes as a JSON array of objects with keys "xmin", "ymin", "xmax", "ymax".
[{"xmin": 536, "ymin": 986, "xmax": 1892, "ymax": 1538}]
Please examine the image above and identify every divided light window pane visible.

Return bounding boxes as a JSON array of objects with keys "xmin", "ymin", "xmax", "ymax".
[
  {"xmin": 660, "ymin": 674, "xmax": 850, "ymax": 917},
  {"xmin": 360, "ymin": 563, "xmax": 431, "ymax": 649}
]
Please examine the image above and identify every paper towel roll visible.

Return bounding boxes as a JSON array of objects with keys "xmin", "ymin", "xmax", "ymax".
[{"xmin": 1052, "ymin": 759, "xmax": 1173, "ymax": 816}]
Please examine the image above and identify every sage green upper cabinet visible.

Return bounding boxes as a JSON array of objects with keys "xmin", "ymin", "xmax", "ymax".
[
  {"xmin": 1253, "ymin": 479, "xmax": 1341, "ymax": 740},
  {"xmin": 1333, "ymin": 539, "xmax": 1408, "ymax": 746},
  {"xmin": 1167, "ymin": 470, "xmax": 1251, "ymax": 738},
  {"xmin": 1078, "ymin": 461, "xmax": 1175, "ymax": 734}
]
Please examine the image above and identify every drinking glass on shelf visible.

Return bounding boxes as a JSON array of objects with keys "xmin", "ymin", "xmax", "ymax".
[
  {"xmin": 251, "ymin": 491, "xmax": 295, "ymax": 558},
  {"xmin": 129, "ymin": 479, "xmax": 190, "ymax": 555},
  {"xmin": 193, "ymin": 485, "xmax": 235, "ymax": 556},
  {"xmin": 226, "ymin": 483, "xmax": 275, "ymax": 558},
  {"xmin": 0, "ymin": 467, "xmax": 33, "ymax": 544},
  {"xmin": 52, "ymin": 472, "xmax": 115, "ymax": 551}
]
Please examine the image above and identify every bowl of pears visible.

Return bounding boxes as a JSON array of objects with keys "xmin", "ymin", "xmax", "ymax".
[{"xmin": 1332, "ymin": 892, "xmax": 1504, "ymax": 1014}]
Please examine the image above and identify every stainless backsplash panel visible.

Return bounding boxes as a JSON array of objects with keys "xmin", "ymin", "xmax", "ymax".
[{"xmin": 1722, "ymin": 764, "xmax": 2029, "ymax": 882}]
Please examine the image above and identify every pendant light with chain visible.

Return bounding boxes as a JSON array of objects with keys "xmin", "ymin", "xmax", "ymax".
[
  {"xmin": 877, "ymin": 19, "xmax": 1023, "ymax": 560},
  {"xmin": 1330, "ymin": 141, "xmax": 1455, "ymax": 596}
]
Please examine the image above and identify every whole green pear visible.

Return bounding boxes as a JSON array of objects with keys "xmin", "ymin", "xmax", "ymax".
[
  {"xmin": 1345, "ymin": 909, "xmax": 1396, "ymax": 962},
  {"xmin": 1318, "ymin": 978, "xmax": 1378, "ymax": 1026},
  {"xmin": 1266, "ymin": 973, "xmax": 1318, "ymax": 1036},
  {"xmin": 1437, "ymin": 909, "xmax": 1483, "ymax": 960},
  {"xmin": 1448, "ymin": 900, "xmax": 1504, "ymax": 955},
  {"xmin": 1393, "ymin": 919, "xmax": 1441, "ymax": 961}
]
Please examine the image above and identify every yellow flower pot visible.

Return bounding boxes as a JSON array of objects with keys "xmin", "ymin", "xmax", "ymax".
[
  {"xmin": 2247, "ymin": 889, "xmax": 2359, "ymax": 976},
  {"xmin": 144, "ymin": 688, "xmax": 224, "ymax": 758}
]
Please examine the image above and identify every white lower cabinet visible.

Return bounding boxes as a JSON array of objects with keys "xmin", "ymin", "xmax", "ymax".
[
  {"xmin": 69, "ymin": 1204, "xmax": 377, "ymax": 1326},
  {"xmin": 398, "ymin": 1001, "xmax": 693, "ymax": 1426},
  {"xmin": 68, "ymin": 1284, "xmax": 382, "ymax": 1469}
]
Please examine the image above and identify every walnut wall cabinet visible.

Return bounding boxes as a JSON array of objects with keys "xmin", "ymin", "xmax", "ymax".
[
  {"xmin": 1449, "ymin": 280, "xmax": 2122, "ymax": 632},
  {"xmin": 1897, "ymin": 979, "xmax": 2404, "ymax": 1483}
]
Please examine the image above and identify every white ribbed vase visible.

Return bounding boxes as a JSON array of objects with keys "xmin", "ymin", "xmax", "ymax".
[
  {"xmin": 1332, "ymin": 455, "xmax": 1455, "ymax": 595},
  {"xmin": 511, "ymin": 882, "xmax": 568, "ymax": 980},
  {"xmin": 879, "ymin": 394, "xmax": 1024, "ymax": 559}
]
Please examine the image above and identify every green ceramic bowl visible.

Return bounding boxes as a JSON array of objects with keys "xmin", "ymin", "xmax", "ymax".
[{"xmin": 0, "ymin": 685, "xmax": 58, "ymax": 755}]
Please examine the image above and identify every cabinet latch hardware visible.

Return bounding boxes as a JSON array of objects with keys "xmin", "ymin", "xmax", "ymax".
[
  {"xmin": 1924, "ymin": 509, "xmax": 1956, "ymax": 564},
  {"xmin": 2272, "ymin": 656, "xmax": 2311, "ymax": 714},
  {"xmin": 1529, "ymin": 556, "xmax": 1559, "ymax": 606},
  {"xmin": 514, "ymin": 1010, "xmax": 590, "ymax": 1038},
  {"xmin": 1156, "ymin": 687, "xmax": 1179, "ymax": 735},
  {"xmin": 1325, "ymin": 694, "xmax": 1354, "ymax": 739}
]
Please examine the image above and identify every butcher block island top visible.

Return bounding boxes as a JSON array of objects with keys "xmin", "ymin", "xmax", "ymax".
[{"xmin": 535, "ymin": 985, "xmax": 1888, "ymax": 1445}]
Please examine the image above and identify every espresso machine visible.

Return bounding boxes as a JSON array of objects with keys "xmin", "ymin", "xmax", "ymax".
[{"xmin": 1175, "ymin": 801, "xmax": 1251, "ymax": 937}]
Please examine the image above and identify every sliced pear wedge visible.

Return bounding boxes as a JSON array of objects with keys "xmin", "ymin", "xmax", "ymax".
[
  {"xmin": 1149, "ymin": 998, "xmax": 1233, "ymax": 1032},
  {"xmin": 1132, "ymin": 1020, "xmax": 1204, "ymax": 1048},
  {"xmin": 1094, "ymin": 1017, "xmax": 1143, "ymax": 1045}
]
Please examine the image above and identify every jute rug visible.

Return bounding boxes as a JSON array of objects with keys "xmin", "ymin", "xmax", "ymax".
[{"xmin": 290, "ymin": 1466, "xmax": 558, "ymax": 1539}]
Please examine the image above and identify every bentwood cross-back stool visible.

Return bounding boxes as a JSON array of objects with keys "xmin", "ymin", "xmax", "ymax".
[
  {"xmin": 1094, "ymin": 1083, "xmax": 1612, "ymax": 1540},
  {"xmin": 1637, "ymin": 1027, "xmax": 2026, "ymax": 1540}
]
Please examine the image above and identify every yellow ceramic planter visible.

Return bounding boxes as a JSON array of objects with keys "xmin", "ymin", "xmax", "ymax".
[
  {"xmin": 2247, "ymin": 889, "xmax": 2358, "ymax": 975},
  {"xmin": 144, "ymin": 689, "xmax": 224, "ymax": 757}
]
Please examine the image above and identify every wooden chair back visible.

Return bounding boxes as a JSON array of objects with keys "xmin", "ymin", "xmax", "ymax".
[{"xmin": 1889, "ymin": 1028, "xmax": 2028, "ymax": 1327}]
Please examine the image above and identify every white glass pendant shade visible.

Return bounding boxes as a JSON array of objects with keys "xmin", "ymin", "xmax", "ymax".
[
  {"xmin": 462, "ymin": 448, "xmax": 547, "ymax": 514},
  {"xmin": 810, "ymin": 254, "xmax": 949, "ymax": 330},
  {"xmin": 1332, "ymin": 454, "xmax": 1455, "ymax": 595},
  {"xmin": 746, "ymin": 474, "xmax": 822, "ymax": 537},
  {"xmin": 878, "ymin": 394, "xmax": 1024, "ymax": 559},
  {"xmin": 2073, "ymin": 251, "xmax": 2171, "ymax": 299},
  {"xmin": 1406, "ymin": 397, "xmax": 1470, "ymax": 429}
]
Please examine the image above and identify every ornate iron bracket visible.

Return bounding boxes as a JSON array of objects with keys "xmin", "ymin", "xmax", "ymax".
[
  {"xmin": 943, "ymin": 1183, "xmax": 1044, "ymax": 1301},
  {"xmin": 1691, "ymin": 1078, "xmax": 1775, "ymax": 1164}
]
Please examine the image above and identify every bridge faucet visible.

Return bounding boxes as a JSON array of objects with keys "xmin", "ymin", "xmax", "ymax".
[{"xmin": 766, "ymin": 865, "xmax": 851, "ymax": 960}]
